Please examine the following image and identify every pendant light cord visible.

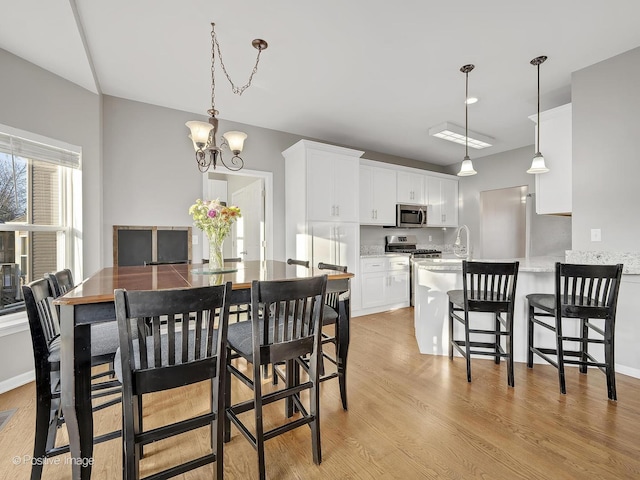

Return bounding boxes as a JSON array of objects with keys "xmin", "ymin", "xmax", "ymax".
[
  {"xmin": 465, "ymin": 69, "xmax": 469, "ymax": 158},
  {"xmin": 536, "ymin": 62, "xmax": 540, "ymax": 154}
]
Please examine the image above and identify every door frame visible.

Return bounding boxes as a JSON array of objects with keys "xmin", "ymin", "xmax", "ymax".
[{"xmin": 202, "ymin": 168, "xmax": 273, "ymax": 261}]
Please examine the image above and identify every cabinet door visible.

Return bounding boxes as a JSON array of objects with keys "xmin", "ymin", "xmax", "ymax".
[
  {"xmin": 361, "ymin": 272, "xmax": 387, "ymax": 308},
  {"xmin": 397, "ymin": 172, "xmax": 425, "ymax": 204},
  {"xmin": 426, "ymin": 176, "xmax": 443, "ymax": 226},
  {"xmin": 332, "ymin": 154, "xmax": 360, "ymax": 222},
  {"xmin": 359, "ymin": 165, "xmax": 376, "ymax": 223},
  {"xmin": 307, "ymin": 151, "xmax": 337, "ymax": 222},
  {"xmin": 386, "ymin": 271, "xmax": 409, "ymax": 304},
  {"xmin": 372, "ymin": 167, "xmax": 397, "ymax": 225},
  {"xmin": 440, "ymin": 178, "xmax": 459, "ymax": 227},
  {"xmin": 334, "ymin": 222, "xmax": 359, "ymax": 271},
  {"xmin": 309, "ymin": 222, "xmax": 336, "ymax": 265}
]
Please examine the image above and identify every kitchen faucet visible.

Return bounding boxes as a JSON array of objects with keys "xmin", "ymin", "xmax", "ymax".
[{"xmin": 453, "ymin": 224, "xmax": 471, "ymax": 259}]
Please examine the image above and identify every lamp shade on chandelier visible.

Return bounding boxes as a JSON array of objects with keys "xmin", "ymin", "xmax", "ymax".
[{"xmin": 186, "ymin": 23, "xmax": 268, "ymax": 173}]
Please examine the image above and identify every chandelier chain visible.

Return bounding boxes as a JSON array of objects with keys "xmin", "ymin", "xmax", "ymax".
[
  {"xmin": 211, "ymin": 23, "xmax": 264, "ymax": 97},
  {"xmin": 210, "ymin": 27, "xmax": 217, "ymax": 113}
]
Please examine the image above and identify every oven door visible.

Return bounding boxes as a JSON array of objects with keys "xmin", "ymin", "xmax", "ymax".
[{"xmin": 396, "ymin": 204, "xmax": 427, "ymax": 228}]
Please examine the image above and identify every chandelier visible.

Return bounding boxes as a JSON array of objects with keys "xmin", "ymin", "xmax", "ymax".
[{"xmin": 186, "ymin": 23, "xmax": 268, "ymax": 172}]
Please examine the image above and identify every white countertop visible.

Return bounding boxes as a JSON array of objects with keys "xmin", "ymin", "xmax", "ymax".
[{"xmin": 415, "ymin": 256, "xmax": 562, "ymax": 273}]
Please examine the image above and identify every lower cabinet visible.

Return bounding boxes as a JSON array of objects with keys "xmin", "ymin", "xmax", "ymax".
[{"xmin": 360, "ymin": 255, "xmax": 409, "ymax": 314}]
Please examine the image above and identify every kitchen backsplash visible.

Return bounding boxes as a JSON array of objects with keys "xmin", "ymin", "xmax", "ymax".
[{"xmin": 360, "ymin": 225, "xmax": 447, "ymax": 255}]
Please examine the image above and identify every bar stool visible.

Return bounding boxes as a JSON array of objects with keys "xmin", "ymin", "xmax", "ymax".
[
  {"xmin": 448, "ymin": 261, "xmax": 520, "ymax": 386},
  {"xmin": 527, "ymin": 262, "xmax": 623, "ymax": 400}
]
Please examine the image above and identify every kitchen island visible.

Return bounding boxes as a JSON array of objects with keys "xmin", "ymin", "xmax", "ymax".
[{"xmin": 414, "ymin": 256, "xmax": 640, "ymax": 378}]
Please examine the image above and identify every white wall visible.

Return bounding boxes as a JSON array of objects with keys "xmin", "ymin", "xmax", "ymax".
[{"xmin": 572, "ymin": 46, "xmax": 640, "ymax": 251}]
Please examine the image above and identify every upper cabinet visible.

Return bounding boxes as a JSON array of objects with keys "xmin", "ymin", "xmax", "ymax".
[
  {"xmin": 396, "ymin": 171, "xmax": 426, "ymax": 204},
  {"xmin": 283, "ymin": 140, "xmax": 364, "ymax": 223},
  {"xmin": 360, "ymin": 164, "xmax": 397, "ymax": 225},
  {"xmin": 426, "ymin": 176, "xmax": 458, "ymax": 227},
  {"xmin": 529, "ymin": 103, "xmax": 572, "ymax": 215}
]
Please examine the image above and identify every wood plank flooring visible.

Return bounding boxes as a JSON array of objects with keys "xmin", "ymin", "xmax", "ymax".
[{"xmin": 1, "ymin": 307, "xmax": 640, "ymax": 479}]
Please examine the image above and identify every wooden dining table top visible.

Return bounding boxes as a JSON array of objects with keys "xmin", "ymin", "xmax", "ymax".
[{"xmin": 54, "ymin": 260, "xmax": 353, "ymax": 306}]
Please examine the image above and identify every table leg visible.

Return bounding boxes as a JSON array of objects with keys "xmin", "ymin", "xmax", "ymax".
[{"xmin": 60, "ymin": 305, "xmax": 94, "ymax": 480}]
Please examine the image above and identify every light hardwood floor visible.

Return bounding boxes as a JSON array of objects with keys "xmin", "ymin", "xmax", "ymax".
[{"xmin": 2, "ymin": 307, "xmax": 640, "ymax": 479}]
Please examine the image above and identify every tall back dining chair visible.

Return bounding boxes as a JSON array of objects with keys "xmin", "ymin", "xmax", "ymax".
[
  {"xmin": 527, "ymin": 262, "xmax": 623, "ymax": 400},
  {"xmin": 22, "ymin": 277, "xmax": 121, "ymax": 480},
  {"xmin": 224, "ymin": 275, "xmax": 327, "ymax": 480},
  {"xmin": 114, "ymin": 283, "xmax": 231, "ymax": 480},
  {"xmin": 448, "ymin": 261, "xmax": 520, "ymax": 387},
  {"xmin": 45, "ymin": 268, "xmax": 74, "ymax": 297}
]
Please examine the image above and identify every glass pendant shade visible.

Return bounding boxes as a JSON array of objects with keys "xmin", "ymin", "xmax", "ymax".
[
  {"xmin": 457, "ymin": 157, "xmax": 477, "ymax": 176},
  {"xmin": 222, "ymin": 131, "xmax": 248, "ymax": 154},
  {"xmin": 185, "ymin": 121, "xmax": 213, "ymax": 148},
  {"xmin": 527, "ymin": 152, "xmax": 549, "ymax": 174}
]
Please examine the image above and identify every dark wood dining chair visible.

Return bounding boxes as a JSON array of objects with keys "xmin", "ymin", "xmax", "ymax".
[
  {"xmin": 22, "ymin": 278, "xmax": 121, "ymax": 480},
  {"xmin": 448, "ymin": 261, "xmax": 520, "ymax": 387},
  {"xmin": 114, "ymin": 283, "xmax": 231, "ymax": 480},
  {"xmin": 224, "ymin": 275, "xmax": 327, "ymax": 480},
  {"xmin": 527, "ymin": 262, "xmax": 623, "ymax": 400}
]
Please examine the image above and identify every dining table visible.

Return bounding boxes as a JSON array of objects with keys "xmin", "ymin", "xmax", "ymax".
[{"xmin": 54, "ymin": 260, "xmax": 353, "ymax": 479}]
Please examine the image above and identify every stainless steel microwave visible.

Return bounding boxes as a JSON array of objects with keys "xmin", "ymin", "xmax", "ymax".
[{"xmin": 396, "ymin": 204, "xmax": 428, "ymax": 228}]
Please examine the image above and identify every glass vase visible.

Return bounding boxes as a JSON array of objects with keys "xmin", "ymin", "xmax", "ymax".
[{"xmin": 208, "ymin": 235, "xmax": 225, "ymax": 273}]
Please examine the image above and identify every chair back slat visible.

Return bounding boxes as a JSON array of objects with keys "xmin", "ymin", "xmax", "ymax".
[
  {"xmin": 115, "ymin": 284, "xmax": 231, "ymax": 394},
  {"xmin": 462, "ymin": 261, "xmax": 519, "ymax": 312},
  {"xmin": 251, "ymin": 276, "xmax": 327, "ymax": 365},
  {"xmin": 555, "ymin": 263, "xmax": 623, "ymax": 318}
]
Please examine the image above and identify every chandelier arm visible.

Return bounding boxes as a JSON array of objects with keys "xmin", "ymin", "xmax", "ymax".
[
  {"xmin": 212, "ymin": 23, "xmax": 266, "ymax": 96},
  {"xmin": 218, "ymin": 154, "xmax": 245, "ymax": 172},
  {"xmin": 196, "ymin": 149, "xmax": 211, "ymax": 172}
]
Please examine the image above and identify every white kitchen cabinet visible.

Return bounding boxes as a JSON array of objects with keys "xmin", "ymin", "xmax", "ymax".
[
  {"xmin": 397, "ymin": 171, "xmax": 426, "ymax": 204},
  {"xmin": 305, "ymin": 148, "xmax": 360, "ymax": 222},
  {"xmin": 283, "ymin": 140, "xmax": 364, "ymax": 311},
  {"xmin": 360, "ymin": 255, "xmax": 409, "ymax": 314},
  {"xmin": 359, "ymin": 164, "xmax": 397, "ymax": 225},
  {"xmin": 426, "ymin": 175, "xmax": 458, "ymax": 227},
  {"xmin": 529, "ymin": 103, "xmax": 572, "ymax": 215}
]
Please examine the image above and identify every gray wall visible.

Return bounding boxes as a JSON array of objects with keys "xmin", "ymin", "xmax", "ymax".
[
  {"xmin": 0, "ymin": 48, "xmax": 102, "ymax": 387},
  {"xmin": 572, "ymin": 46, "xmax": 640, "ymax": 251},
  {"xmin": 451, "ymin": 146, "xmax": 571, "ymax": 258}
]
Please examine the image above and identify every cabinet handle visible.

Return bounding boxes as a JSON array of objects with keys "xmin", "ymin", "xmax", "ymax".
[
  {"xmin": 332, "ymin": 205, "xmax": 335, "ymax": 216},
  {"xmin": 442, "ymin": 214, "xmax": 446, "ymax": 222},
  {"xmin": 336, "ymin": 205, "xmax": 340, "ymax": 216},
  {"xmin": 374, "ymin": 209, "xmax": 378, "ymax": 219}
]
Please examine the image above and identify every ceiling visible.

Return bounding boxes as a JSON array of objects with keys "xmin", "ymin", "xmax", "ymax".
[{"xmin": 2, "ymin": 0, "xmax": 640, "ymax": 167}]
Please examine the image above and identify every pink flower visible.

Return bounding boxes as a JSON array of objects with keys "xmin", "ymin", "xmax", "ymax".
[{"xmin": 207, "ymin": 209, "xmax": 217, "ymax": 218}]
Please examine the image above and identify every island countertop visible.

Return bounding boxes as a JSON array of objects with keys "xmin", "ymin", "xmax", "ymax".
[{"xmin": 415, "ymin": 255, "xmax": 562, "ymax": 273}]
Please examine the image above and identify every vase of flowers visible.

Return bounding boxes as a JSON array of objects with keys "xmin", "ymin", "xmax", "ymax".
[{"xmin": 189, "ymin": 198, "xmax": 242, "ymax": 272}]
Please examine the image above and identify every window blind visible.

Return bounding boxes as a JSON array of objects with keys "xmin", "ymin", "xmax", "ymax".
[{"xmin": 0, "ymin": 132, "xmax": 80, "ymax": 169}]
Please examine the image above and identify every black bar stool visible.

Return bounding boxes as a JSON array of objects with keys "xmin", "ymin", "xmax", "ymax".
[
  {"xmin": 448, "ymin": 261, "xmax": 520, "ymax": 386},
  {"xmin": 527, "ymin": 262, "xmax": 623, "ymax": 400}
]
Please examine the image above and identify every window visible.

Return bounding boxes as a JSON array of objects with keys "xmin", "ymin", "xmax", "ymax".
[{"xmin": 0, "ymin": 125, "xmax": 82, "ymax": 316}]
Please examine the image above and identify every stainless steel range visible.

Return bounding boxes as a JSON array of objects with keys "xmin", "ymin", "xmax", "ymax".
[{"xmin": 385, "ymin": 235, "xmax": 441, "ymax": 306}]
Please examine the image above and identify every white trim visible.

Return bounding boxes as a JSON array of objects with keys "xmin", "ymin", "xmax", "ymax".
[
  {"xmin": 617, "ymin": 364, "xmax": 640, "ymax": 380},
  {"xmin": 0, "ymin": 370, "xmax": 34, "ymax": 394},
  {"xmin": 360, "ymin": 158, "xmax": 458, "ymax": 180},
  {"xmin": 0, "ymin": 312, "xmax": 28, "ymax": 337}
]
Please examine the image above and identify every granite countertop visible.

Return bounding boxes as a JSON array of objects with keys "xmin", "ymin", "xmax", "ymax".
[{"xmin": 360, "ymin": 252, "xmax": 411, "ymax": 259}]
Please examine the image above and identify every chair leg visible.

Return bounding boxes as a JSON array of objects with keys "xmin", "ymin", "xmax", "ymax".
[
  {"xmin": 336, "ymin": 301, "xmax": 349, "ymax": 410},
  {"xmin": 464, "ymin": 311, "xmax": 472, "ymax": 383},
  {"xmin": 556, "ymin": 317, "xmax": 567, "ymax": 395},
  {"xmin": 122, "ymin": 393, "xmax": 138, "ymax": 480},
  {"xmin": 31, "ymin": 385, "xmax": 55, "ymax": 480},
  {"xmin": 254, "ymin": 363, "xmax": 267, "ymax": 480},
  {"xmin": 605, "ymin": 322, "xmax": 617, "ymax": 401},
  {"xmin": 448, "ymin": 301, "xmax": 454, "ymax": 359},
  {"xmin": 527, "ymin": 304, "xmax": 534, "ymax": 368},
  {"xmin": 580, "ymin": 318, "xmax": 589, "ymax": 374},
  {"xmin": 310, "ymin": 361, "xmax": 322, "ymax": 465},
  {"xmin": 494, "ymin": 313, "xmax": 501, "ymax": 364},
  {"xmin": 223, "ymin": 347, "xmax": 232, "ymax": 443},
  {"xmin": 506, "ymin": 315, "xmax": 514, "ymax": 388}
]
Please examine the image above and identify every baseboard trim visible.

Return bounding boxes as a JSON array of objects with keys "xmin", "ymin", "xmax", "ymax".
[{"xmin": 0, "ymin": 370, "xmax": 34, "ymax": 394}]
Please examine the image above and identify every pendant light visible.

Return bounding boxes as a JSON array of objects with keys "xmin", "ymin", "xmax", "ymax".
[
  {"xmin": 457, "ymin": 64, "xmax": 477, "ymax": 176},
  {"xmin": 527, "ymin": 55, "xmax": 549, "ymax": 174}
]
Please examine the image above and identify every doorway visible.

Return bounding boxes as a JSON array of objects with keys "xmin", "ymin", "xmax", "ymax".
[
  {"xmin": 479, "ymin": 186, "xmax": 527, "ymax": 259},
  {"xmin": 202, "ymin": 168, "xmax": 273, "ymax": 262}
]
